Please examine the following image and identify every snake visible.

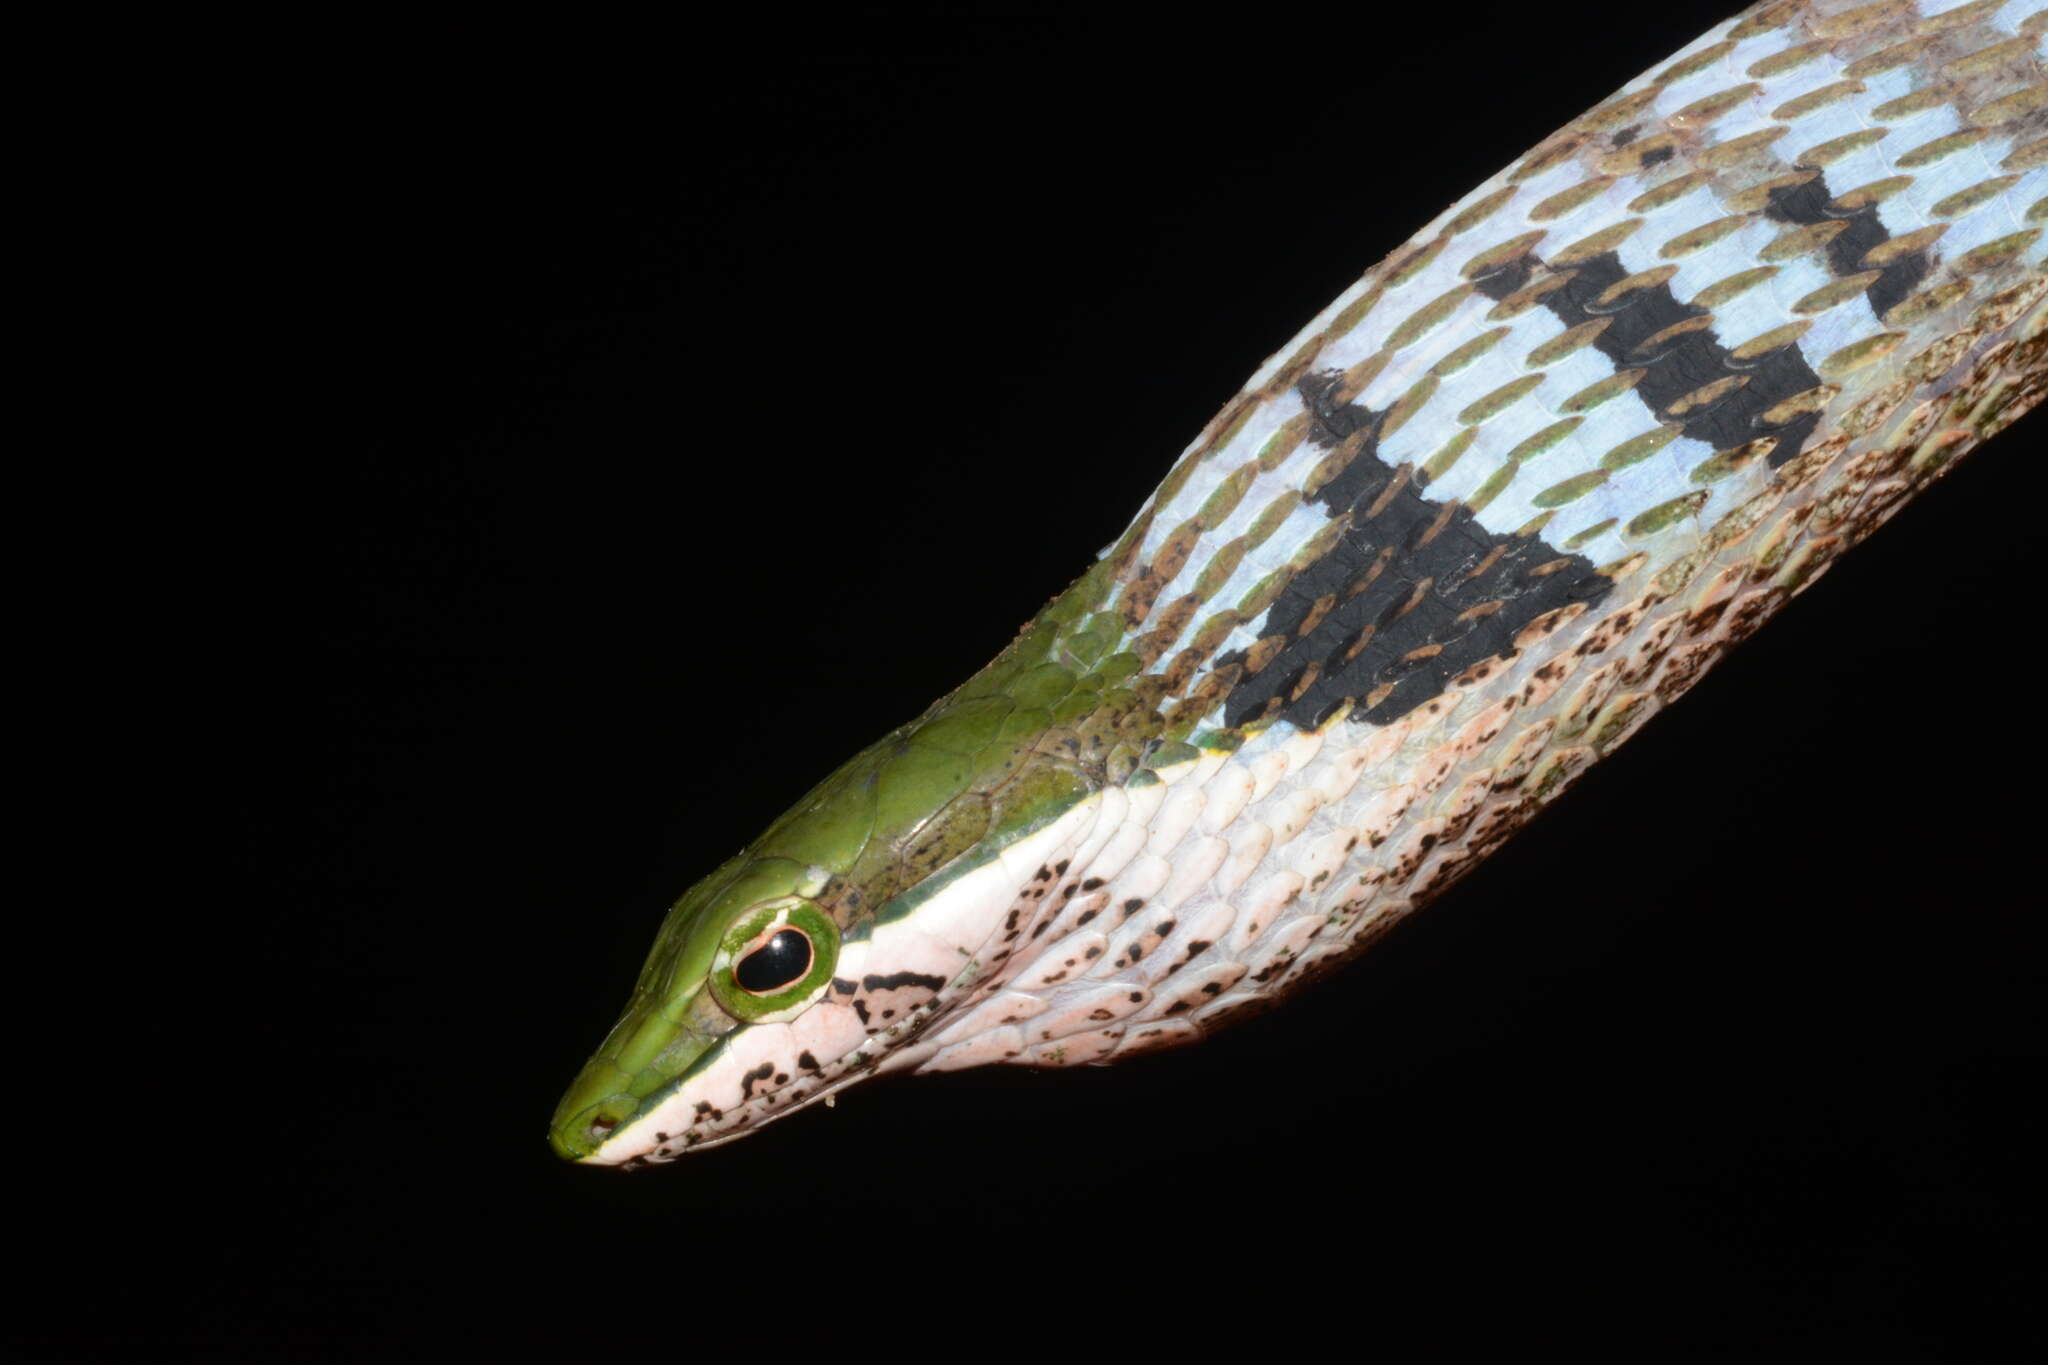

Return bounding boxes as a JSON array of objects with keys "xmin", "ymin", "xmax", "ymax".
[{"xmin": 549, "ymin": 0, "xmax": 2047, "ymax": 1166}]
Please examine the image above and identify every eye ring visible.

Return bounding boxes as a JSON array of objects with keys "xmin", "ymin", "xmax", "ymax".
[
  {"xmin": 733, "ymin": 926, "xmax": 814, "ymax": 995},
  {"xmin": 707, "ymin": 896, "xmax": 840, "ymax": 1024}
]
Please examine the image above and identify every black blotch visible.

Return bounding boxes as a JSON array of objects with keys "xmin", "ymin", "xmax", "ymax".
[
  {"xmin": 1527, "ymin": 249, "xmax": 1824, "ymax": 464},
  {"xmin": 1218, "ymin": 364, "xmax": 1613, "ymax": 730},
  {"xmin": 738, "ymin": 1062, "xmax": 775, "ymax": 1102},
  {"xmin": 861, "ymin": 970, "xmax": 946, "ymax": 993},
  {"xmin": 1764, "ymin": 173, "xmax": 1930, "ymax": 323}
]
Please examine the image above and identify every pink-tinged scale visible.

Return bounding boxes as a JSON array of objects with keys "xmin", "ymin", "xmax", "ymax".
[
  {"xmin": 1244, "ymin": 917, "xmax": 1329, "ymax": 986},
  {"xmin": 1436, "ymin": 777, "xmax": 1495, "ymax": 836},
  {"xmin": 1214, "ymin": 823, "xmax": 1274, "ymax": 899},
  {"xmin": 1143, "ymin": 896, "xmax": 1241, "ymax": 984},
  {"xmin": 1014, "ymin": 932, "xmax": 1109, "ymax": 991},
  {"xmin": 1024, "ymin": 985, "xmax": 1154, "ymax": 1047},
  {"xmin": 923, "ymin": 1029, "xmax": 1026, "ymax": 1074},
  {"xmin": 1198, "ymin": 766, "xmax": 1258, "ymax": 834},
  {"xmin": 1352, "ymin": 783, "xmax": 1421, "ymax": 850},
  {"xmin": 1110, "ymin": 854, "xmax": 1172, "ymax": 912},
  {"xmin": 1291, "ymin": 829, "xmax": 1359, "ymax": 895},
  {"xmin": 1231, "ymin": 870, "xmax": 1307, "ymax": 952},
  {"xmin": 1114, "ymin": 1020, "xmax": 1199, "ymax": 1058},
  {"xmin": 1023, "ymin": 1026, "xmax": 1126, "ymax": 1067},
  {"xmin": 1261, "ymin": 788, "xmax": 1322, "ymax": 849},
  {"xmin": 1146, "ymin": 836, "xmax": 1231, "ymax": 917},
  {"xmin": 1076, "ymin": 817, "xmax": 1153, "ymax": 895},
  {"xmin": 932, "ymin": 991, "xmax": 1047, "ymax": 1045},
  {"xmin": 1143, "ymin": 962, "xmax": 1252, "ymax": 1021},
  {"xmin": 1279, "ymin": 941, "xmax": 1358, "ymax": 991},
  {"xmin": 1102, "ymin": 910, "xmax": 1184, "ymax": 974}
]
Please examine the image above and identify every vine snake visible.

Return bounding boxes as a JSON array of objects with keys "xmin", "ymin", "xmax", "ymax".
[{"xmin": 550, "ymin": 0, "xmax": 2046, "ymax": 1166}]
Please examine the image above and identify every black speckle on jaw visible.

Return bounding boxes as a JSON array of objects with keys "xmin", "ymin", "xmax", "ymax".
[
  {"xmin": 861, "ymin": 971, "xmax": 946, "ymax": 993},
  {"xmin": 738, "ymin": 1062, "xmax": 776, "ymax": 1102}
]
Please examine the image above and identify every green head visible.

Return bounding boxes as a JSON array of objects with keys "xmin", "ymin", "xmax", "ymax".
[
  {"xmin": 549, "ymin": 567, "xmax": 1191, "ymax": 1164},
  {"xmin": 547, "ymin": 855, "xmax": 847, "ymax": 1162},
  {"xmin": 546, "ymin": 690, "xmax": 1113, "ymax": 1164}
]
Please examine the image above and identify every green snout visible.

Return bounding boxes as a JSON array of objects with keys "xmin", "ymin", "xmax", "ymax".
[{"xmin": 547, "ymin": 988, "xmax": 736, "ymax": 1162}]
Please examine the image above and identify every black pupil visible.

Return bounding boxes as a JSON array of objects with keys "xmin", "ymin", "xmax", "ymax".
[{"xmin": 735, "ymin": 929, "xmax": 811, "ymax": 994}]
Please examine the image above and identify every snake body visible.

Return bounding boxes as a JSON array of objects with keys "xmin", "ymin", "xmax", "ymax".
[{"xmin": 551, "ymin": 0, "xmax": 2047, "ymax": 1165}]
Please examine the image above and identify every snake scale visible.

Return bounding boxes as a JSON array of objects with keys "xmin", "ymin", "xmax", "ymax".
[{"xmin": 550, "ymin": 0, "xmax": 2046, "ymax": 1166}]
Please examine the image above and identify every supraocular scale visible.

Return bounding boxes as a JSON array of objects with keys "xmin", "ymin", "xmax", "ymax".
[{"xmin": 551, "ymin": 0, "xmax": 2047, "ymax": 1166}]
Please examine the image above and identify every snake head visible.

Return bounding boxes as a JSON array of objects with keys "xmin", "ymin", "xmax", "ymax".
[
  {"xmin": 551, "ymin": 564, "xmax": 1214, "ymax": 1164},
  {"xmin": 546, "ymin": 853, "xmax": 848, "ymax": 1164},
  {"xmin": 548, "ymin": 639, "xmax": 1122, "ymax": 1165}
]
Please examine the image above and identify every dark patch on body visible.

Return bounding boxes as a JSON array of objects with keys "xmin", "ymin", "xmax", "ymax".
[
  {"xmin": 1219, "ymin": 365, "xmax": 1612, "ymax": 730},
  {"xmin": 1500, "ymin": 249, "xmax": 1826, "ymax": 466},
  {"xmin": 1764, "ymin": 174, "xmax": 1929, "ymax": 322},
  {"xmin": 1470, "ymin": 252, "xmax": 1535, "ymax": 300},
  {"xmin": 1218, "ymin": 215, "xmax": 1850, "ymax": 730}
]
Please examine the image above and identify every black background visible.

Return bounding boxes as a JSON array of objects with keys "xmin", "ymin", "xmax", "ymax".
[{"xmin": 69, "ymin": 1, "xmax": 2047, "ymax": 1357}]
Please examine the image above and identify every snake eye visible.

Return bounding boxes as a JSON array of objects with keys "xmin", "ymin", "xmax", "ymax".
[
  {"xmin": 734, "ymin": 928, "xmax": 812, "ymax": 995},
  {"xmin": 708, "ymin": 896, "xmax": 839, "ymax": 1024}
]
